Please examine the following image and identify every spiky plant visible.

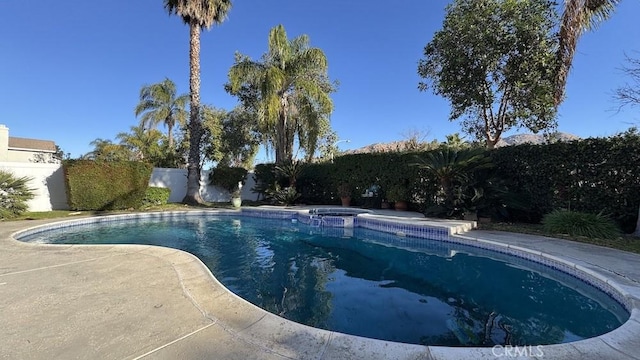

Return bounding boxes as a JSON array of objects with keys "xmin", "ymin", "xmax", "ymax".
[
  {"xmin": 542, "ymin": 209, "xmax": 620, "ymax": 239},
  {"xmin": 0, "ymin": 170, "xmax": 34, "ymax": 219}
]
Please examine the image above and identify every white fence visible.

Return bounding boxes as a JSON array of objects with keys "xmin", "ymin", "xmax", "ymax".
[
  {"xmin": 0, "ymin": 162, "xmax": 69, "ymax": 212},
  {"xmin": 0, "ymin": 163, "xmax": 261, "ymax": 212},
  {"xmin": 150, "ymin": 168, "xmax": 260, "ymax": 203}
]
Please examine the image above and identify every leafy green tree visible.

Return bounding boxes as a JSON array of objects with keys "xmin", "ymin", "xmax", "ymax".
[
  {"xmin": 0, "ymin": 170, "xmax": 34, "ymax": 219},
  {"xmin": 418, "ymin": 0, "xmax": 558, "ymax": 149},
  {"xmin": 218, "ymin": 106, "xmax": 261, "ymax": 169},
  {"xmin": 200, "ymin": 105, "xmax": 225, "ymax": 165},
  {"xmin": 555, "ymin": 0, "xmax": 619, "ymax": 106},
  {"xmin": 316, "ymin": 130, "xmax": 339, "ymax": 163},
  {"xmin": 134, "ymin": 78, "xmax": 188, "ymax": 149},
  {"xmin": 164, "ymin": 0, "xmax": 232, "ymax": 204},
  {"xmin": 228, "ymin": 24, "xmax": 335, "ymax": 164}
]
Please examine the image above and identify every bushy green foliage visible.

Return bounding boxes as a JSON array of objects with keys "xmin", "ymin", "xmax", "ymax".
[
  {"xmin": 252, "ymin": 163, "xmax": 282, "ymax": 198},
  {"xmin": 492, "ymin": 130, "xmax": 640, "ymax": 231},
  {"xmin": 413, "ymin": 148, "xmax": 494, "ymax": 217},
  {"xmin": 0, "ymin": 170, "xmax": 35, "ymax": 219},
  {"xmin": 209, "ymin": 166, "xmax": 248, "ymax": 194},
  {"xmin": 386, "ymin": 185, "xmax": 409, "ymax": 202},
  {"xmin": 142, "ymin": 187, "xmax": 171, "ymax": 207},
  {"xmin": 64, "ymin": 160, "xmax": 153, "ymax": 210},
  {"xmin": 275, "ymin": 160, "xmax": 305, "ymax": 187},
  {"xmin": 542, "ymin": 210, "xmax": 620, "ymax": 239},
  {"xmin": 418, "ymin": 0, "xmax": 558, "ymax": 147},
  {"xmin": 253, "ymin": 129, "xmax": 640, "ymax": 230},
  {"xmin": 265, "ymin": 185, "xmax": 301, "ymax": 206}
]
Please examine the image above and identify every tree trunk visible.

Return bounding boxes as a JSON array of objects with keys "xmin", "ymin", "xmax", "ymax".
[
  {"xmin": 167, "ymin": 122, "xmax": 174, "ymax": 149},
  {"xmin": 554, "ymin": 0, "xmax": 582, "ymax": 108},
  {"xmin": 634, "ymin": 204, "xmax": 640, "ymax": 237},
  {"xmin": 183, "ymin": 21, "xmax": 204, "ymax": 205},
  {"xmin": 275, "ymin": 109, "xmax": 288, "ymax": 164}
]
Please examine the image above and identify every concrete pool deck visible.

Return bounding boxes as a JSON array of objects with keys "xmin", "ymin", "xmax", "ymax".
[{"xmin": 1, "ymin": 209, "xmax": 639, "ymax": 359}]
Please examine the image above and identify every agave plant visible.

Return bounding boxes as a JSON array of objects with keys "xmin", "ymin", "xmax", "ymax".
[{"xmin": 0, "ymin": 170, "xmax": 35, "ymax": 219}]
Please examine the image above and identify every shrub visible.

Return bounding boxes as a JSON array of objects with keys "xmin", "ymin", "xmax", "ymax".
[
  {"xmin": 542, "ymin": 210, "xmax": 620, "ymax": 239},
  {"xmin": 386, "ymin": 185, "xmax": 409, "ymax": 202},
  {"xmin": 209, "ymin": 166, "xmax": 248, "ymax": 195},
  {"xmin": 0, "ymin": 170, "xmax": 35, "ymax": 219},
  {"xmin": 492, "ymin": 130, "xmax": 640, "ymax": 231},
  {"xmin": 64, "ymin": 160, "xmax": 153, "ymax": 210},
  {"xmin": 142, "ymin": 187, "xmax": 171, "ymax": 207},
  {"xmin": 265, "ymin": 185, "xmax": 300, "ymax": 206}
]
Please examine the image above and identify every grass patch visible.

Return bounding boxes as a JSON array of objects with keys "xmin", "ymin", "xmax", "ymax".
[
  {"xmin": 478, "ymin": 221, "xmax": 640, "ymax": 254},
  {"xmin": 13, "ymin": 210, "xmax": 92, "ymax": 220}
]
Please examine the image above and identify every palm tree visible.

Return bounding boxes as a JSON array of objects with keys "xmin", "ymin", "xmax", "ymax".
[
  {"xmin": 116, "ymin": 124, "xmax": 164, "ymax": 161},
  {"xmin": 134, "ymin": 78, "xmax": 188, "ymax": 149},
  {"xmin": 164, "ymin": 0, "xmax": 232, "ymax": 205},
  {"xmin": 554, "ymin": 0, "xmax": 620, "ymax": 106},
  {"xmin": 228, "ymin": 24, "xmax": 335, "ymax": 164},
  {"xmin": 83, "ymin": 138, "xmax": 133, "ymax": 161},
  {"xmin": 413, "ymin": 148, "xmax": 493, "ymax": 215}
]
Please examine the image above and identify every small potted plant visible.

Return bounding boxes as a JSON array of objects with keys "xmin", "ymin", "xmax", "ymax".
[
  {"xmin": 387, "ymin": 185, "xmax": 409, "ymax": 211},
  {"xmin": 337, "ymin": 183, "xmax": 351, "ymax": 207}
]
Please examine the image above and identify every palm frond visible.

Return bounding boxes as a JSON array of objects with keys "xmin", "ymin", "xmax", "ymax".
[
  {"xmin": 555, "ymin": 0, "xmax": 619, "ymax": 106},
  {"xmin": 164, "ymin": 0, "xmax": 232, "ymax": 29}
]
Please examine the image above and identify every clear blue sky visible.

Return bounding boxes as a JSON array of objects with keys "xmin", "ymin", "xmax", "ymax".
[{"xmin": 1, "ymin": 1, "xmax": 639, "ymax": 161}]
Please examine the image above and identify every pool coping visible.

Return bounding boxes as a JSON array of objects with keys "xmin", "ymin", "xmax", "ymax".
[{"xmin": 5, "ymin": 207, "xmax": 640, "ymax": 359}]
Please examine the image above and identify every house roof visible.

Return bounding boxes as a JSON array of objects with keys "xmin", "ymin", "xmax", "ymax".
[{"xmin": 8, "ymin": 136, "xmax": 57, "ymax": 152}]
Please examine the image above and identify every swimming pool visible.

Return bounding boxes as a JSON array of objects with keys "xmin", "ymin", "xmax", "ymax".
[{"xmin": 17, "ymin": 210, "xmax": 629, "ymax": 347}]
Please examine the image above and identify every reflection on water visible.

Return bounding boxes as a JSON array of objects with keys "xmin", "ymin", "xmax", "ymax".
[{"xmin": 22, "ymin": 216, "xmax": 629, "ymax": 346}]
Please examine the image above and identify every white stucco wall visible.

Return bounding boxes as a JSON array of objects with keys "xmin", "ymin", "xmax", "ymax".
[
  {"xmin": 0, "ymin": 125, "xmax": 8, "ymax": 162},
  {"xmin": 149, "ymin": 168, "xmax": 260, "ymax": 203},
  {"xmin": 148, "ymin": 168, "xmax": 188, "ymax": 203},
  {"xmin": 1, "ymin": 164, "xmax": 262, "ymax": 212},
  {"xmin": 6, "ymin": 149, "xmax": 58, "ymax": 163},
  {"xmin": 0, "ymin": 162, "xmax": 68, "ymax": 212}
]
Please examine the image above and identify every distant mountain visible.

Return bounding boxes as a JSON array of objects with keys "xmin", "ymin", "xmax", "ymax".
[
  {"xmin": 343, "ymin": 132, "xmax": 580, "ymax": 155},
  {"xmin": 495, "ymin": 132, "xmax": 580, "ymax": 147},
  {"xmin": 343, "ymin": 140, "xmax": 434, "ymax": 155}
]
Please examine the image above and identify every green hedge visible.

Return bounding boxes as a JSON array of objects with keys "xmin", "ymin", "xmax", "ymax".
[
  {"xmin": 253, "ymin": 130, "xmax": 640, "ymax": 231},
  {"xmin": 64, "ymin": 160, "xmax": 153, "ymax": 210},
  {"xmin": 142, "ymin": 187, "xmax": 171, "ymax": 207},
  {"xmin": 491, "ymin": 131, "xmax": 640, "ymax": 232},
  {"xmin": 252, "ymin": 152, "xmax": 438, "ymax": 210}
]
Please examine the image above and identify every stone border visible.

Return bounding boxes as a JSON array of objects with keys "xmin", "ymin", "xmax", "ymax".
[{"xmin": 10, "ymin": 209, "xmax": 640, "ymax": 360}]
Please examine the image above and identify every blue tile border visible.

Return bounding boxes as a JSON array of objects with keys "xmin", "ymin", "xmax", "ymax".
[{"xmin": 12, "ymin": 207, "xmax": 634, "ymax": 314}]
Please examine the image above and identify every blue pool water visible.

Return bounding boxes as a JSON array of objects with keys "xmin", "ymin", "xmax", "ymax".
[{"xmin": 20, "ymin": 216, "xmax": 629, "ymax": 346}]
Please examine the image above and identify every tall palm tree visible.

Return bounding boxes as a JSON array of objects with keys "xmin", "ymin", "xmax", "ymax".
[
  {"xmin": 228, "ymin": 24, "xmax": 334, "ymax": 164},
  {"xmin": 134, "ymin": 78, "xmax": 188, "ymax": 149},
  {"xmin": 164, "ymin": 0, "xmax": 232, "ymax": 204},
  {"xmin": 554, "ymin": 0, "xmax": 620, "ymax": 106}
]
